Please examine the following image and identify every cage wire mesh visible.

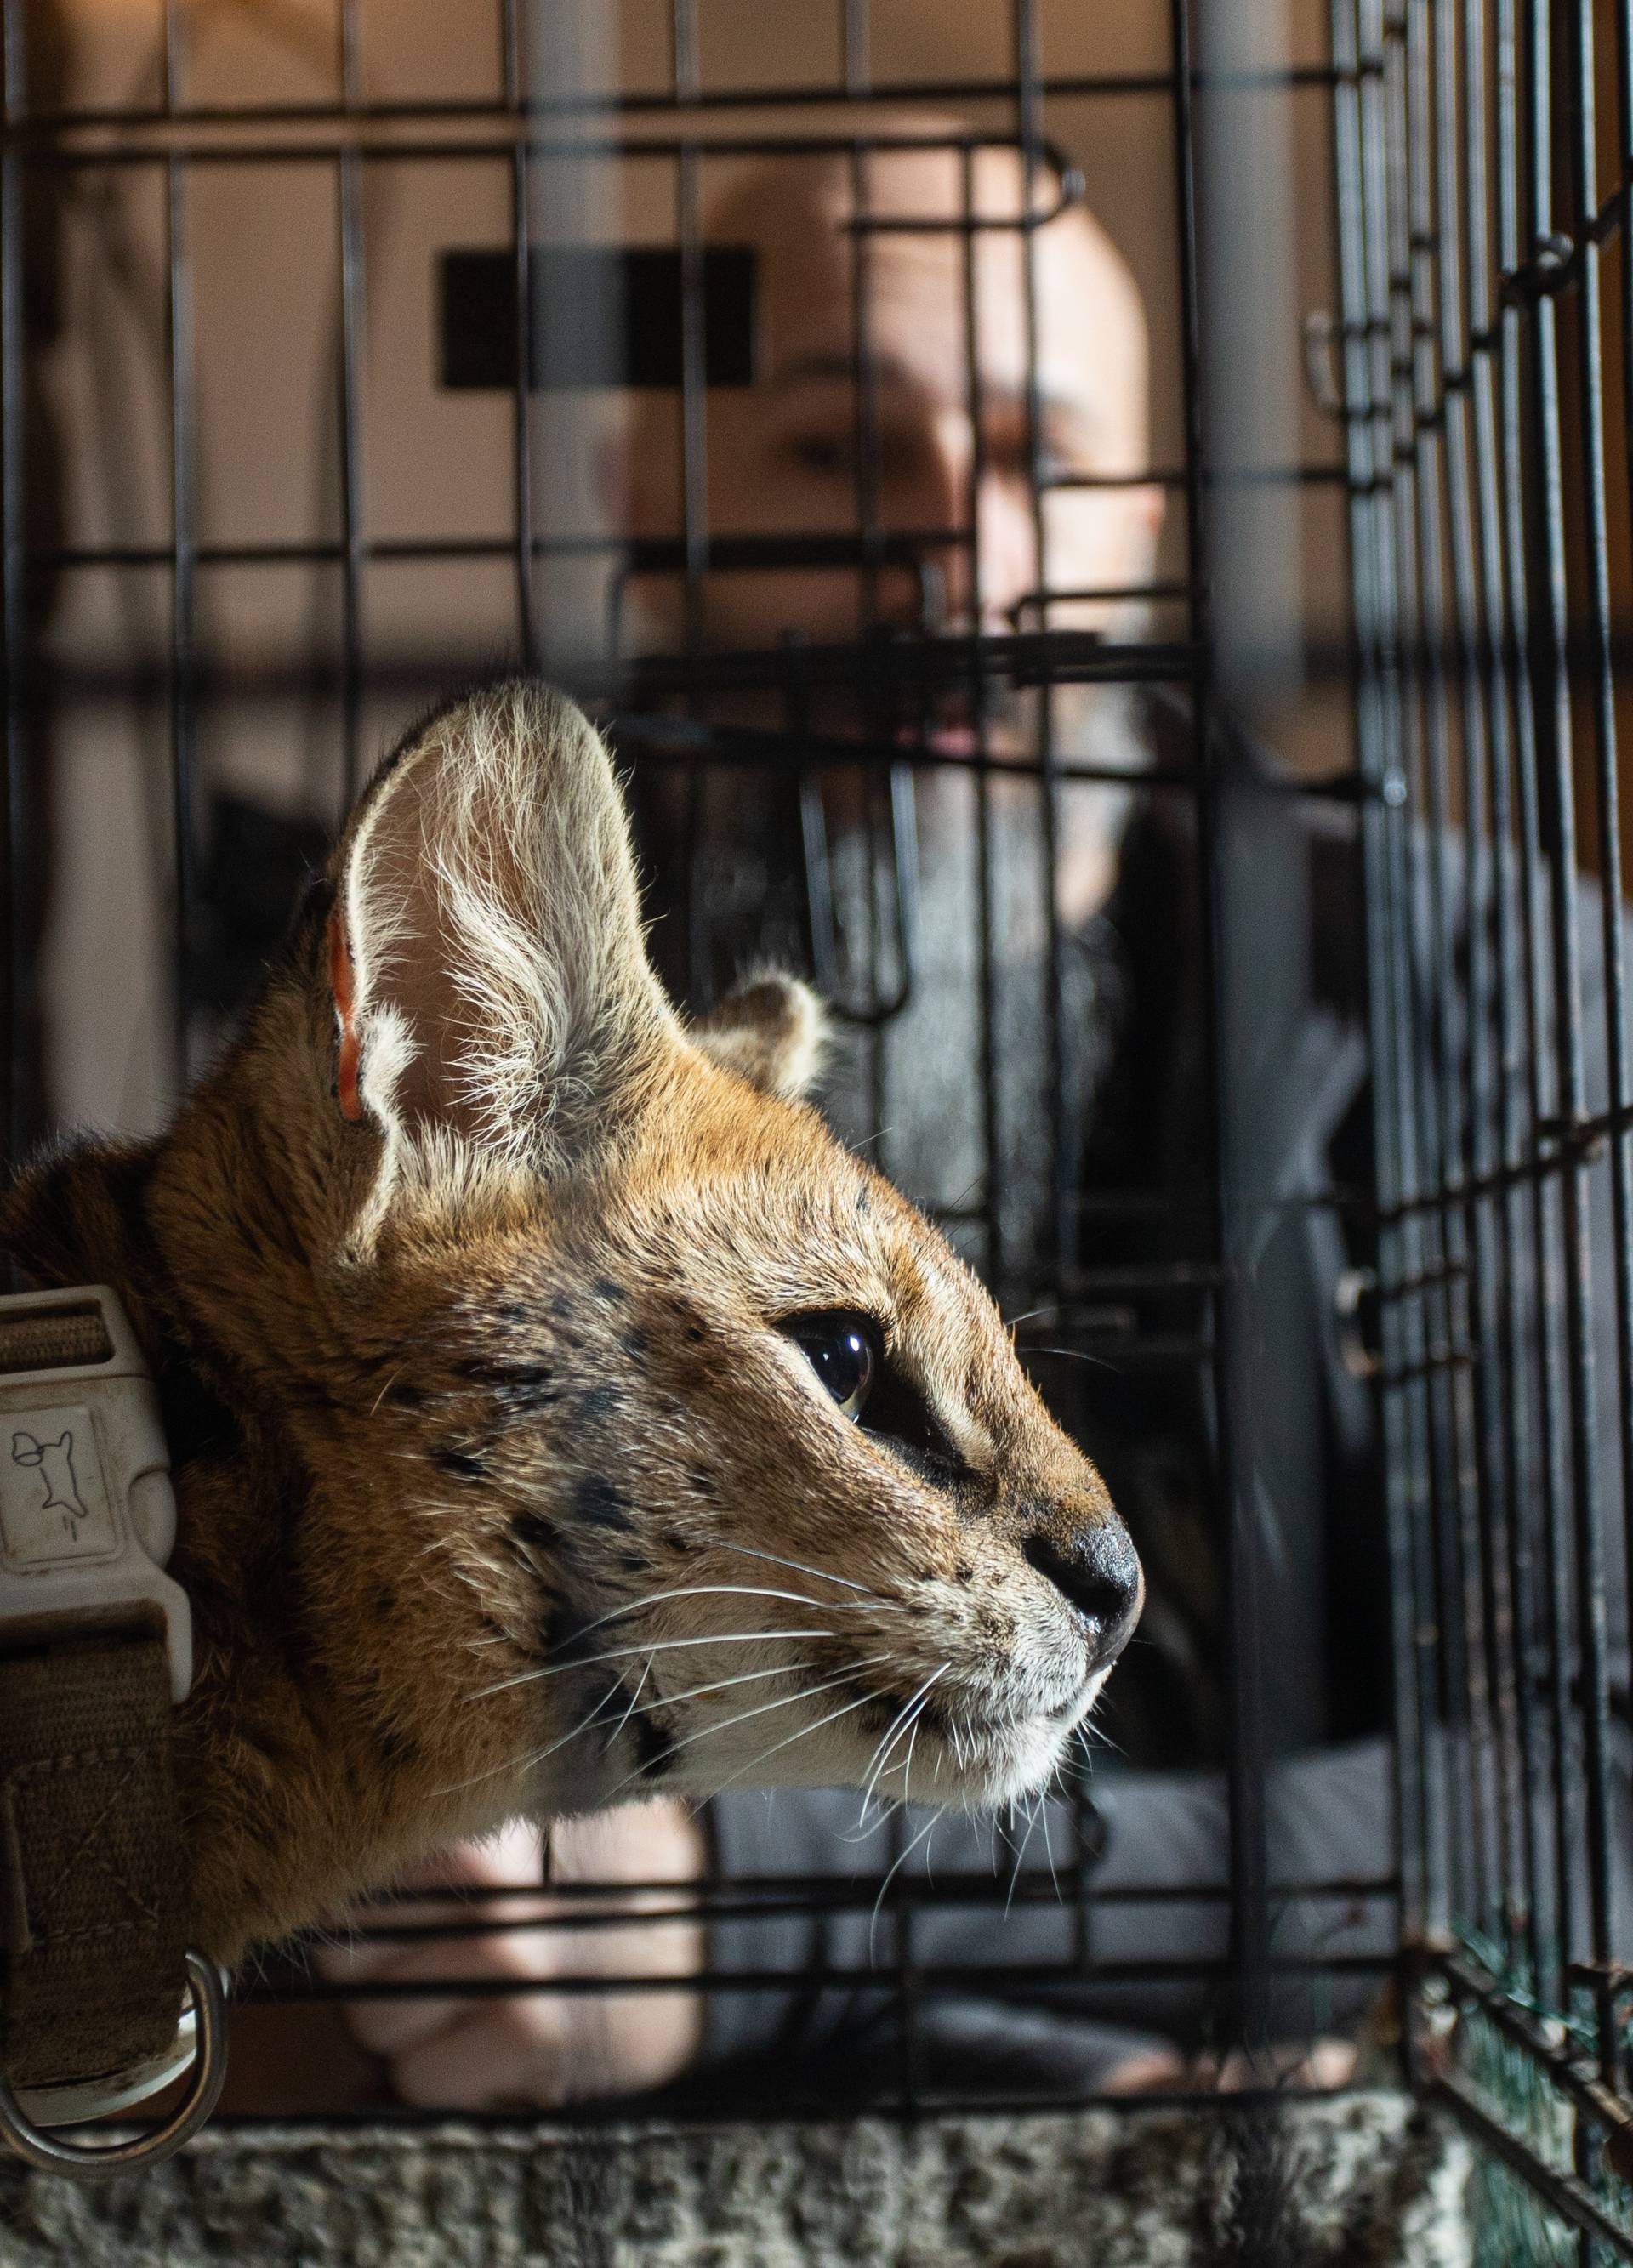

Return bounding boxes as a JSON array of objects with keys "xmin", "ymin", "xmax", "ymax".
[
  {"xmin": 3, "ymin": 0, "xmax": 1633, "ymax": 2249},
  {"xmin": 1332, "ymin": 0, "xmax": 1633, "ymax": 2256}
]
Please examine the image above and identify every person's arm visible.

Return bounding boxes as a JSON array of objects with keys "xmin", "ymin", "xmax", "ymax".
[{"xmin": 316, "ymin": 1806, "xmax": 708, "ymax": 2112}]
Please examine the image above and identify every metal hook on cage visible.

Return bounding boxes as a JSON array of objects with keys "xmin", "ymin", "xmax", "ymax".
[
  {"xmin": 795, "ymin": 758, "xmax": 921, "ymax": 1029},
  {"xmin": 839, "ymin": 134, "xmax": 1085, "ymax": 235},
  {"xmin": 1301, "ymin": 311, "xmax": 1345, "ymax": 419},
  {"xmin": 780, "ymin": 622, "xmax": 925, "ymax": 1032},
  {"xmin": 790, "ymin": 560, "xmax": 945, "ymax": 1029},
  {"xmin": 1334, "ymin": 1265, "xmax": 1380, "ymax": 1380}
]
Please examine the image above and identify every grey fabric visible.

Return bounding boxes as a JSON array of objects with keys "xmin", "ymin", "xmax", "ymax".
[
  {"xmin": 703, "ymin": 1729, "xmax": 1633, "ymax": 2098},
  {"xmin": 0, "ymin": 2096, "xmax": 1470, "ymax": 2266},
  {"xmin": 705, "ymin": 1742, "xmax": 1400, "ymax": 2088}
]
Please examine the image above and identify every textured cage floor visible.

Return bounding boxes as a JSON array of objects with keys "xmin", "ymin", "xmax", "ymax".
[{"xmin": 0, "ymin": 2092, "xmax": 1469, "ymax": 2266}]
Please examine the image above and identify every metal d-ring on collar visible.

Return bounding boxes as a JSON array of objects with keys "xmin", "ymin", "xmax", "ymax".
[{"xmin": 0, "ymin": 1953, "xmax": 229, "ymax": 2178}]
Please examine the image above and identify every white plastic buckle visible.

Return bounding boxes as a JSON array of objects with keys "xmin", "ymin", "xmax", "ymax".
[
  {"xmin": 0, "ymin": 1283, "xmax": 211, "ymax": 2158},
  {"xmin": 0, "ymin": 1283, "xmax": 191, "ymax": 1704}
]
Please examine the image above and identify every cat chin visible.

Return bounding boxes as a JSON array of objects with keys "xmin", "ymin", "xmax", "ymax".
[
  {"xmin": 913, "ymin": 1720, "xmax": 1079, "ymax": 1811},
  {"xmin": 693, "ymin": 1691, "xmax": 1106, "ymax": 1812},
  {"xmin": 905, "ymin": 1674, "xmax": 1111, "ymax": 1810}
]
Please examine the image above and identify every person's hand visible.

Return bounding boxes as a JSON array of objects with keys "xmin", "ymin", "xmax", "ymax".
[
  {"xmin": 1103, "ymin": 2038, "xmax": 1357, "ymax": 2093},
  {"xmin": 316, "ymin": 1804, "xmax": 708, "ymax": 2110}
]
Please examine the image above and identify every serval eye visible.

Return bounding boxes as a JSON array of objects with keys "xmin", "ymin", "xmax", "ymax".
[{"xmin": 782, "ymin": 1310, "xmax": 878, "ymax": 1422}]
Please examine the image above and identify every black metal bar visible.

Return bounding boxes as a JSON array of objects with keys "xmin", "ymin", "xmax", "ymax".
[
  {"xmin": 1404, "ymin": 0, "xmax": 1490, "ymax": 1935},
  {"xmin": 1532, "ymin": 0, "xmax": 1617, "ymax": 2021},
  {"xmin": 1013, "ymin": 0, "xmax": 1070, "ymax": 1314},
  {"xmin": 1459, "ymin": 0, "xmax": 1547, "ymax": 1988},
  {"xmin": 0, "ymin": 77, "xmax": 1209, "ymax": 143},
  {"xmin": 675, "ymin": 147, "xmax": 706, "ymax": 657},
  {"xmin": 336, "ymin": 0, "xmax": 365, "ymax": 804},
  {"xmin": 1564, "ymin": 0, "xmax": 1633, "ymax": 2101},
  {"xmin": 245, "ymin": 1950, "xmax": 1398, "ymax": 2005},
  {"xmin": 164, "ymin": 54, "xmax": 196, "ymax": 1101},
  {"xmin": 344, "ymin": 1862, "xmax": 1400, "ymax": 1910},
  {"xmin": 504, "ymin": 0, "xmax": 535, "ymax": 673},
  {"xmin": 0, "ymin": 125, "xmax": 1282, "ymax": 175},
  {"xmin": 843, "ymin": 0, "xmax": 869, "ymax": 98},
  {"xmin": 0, "ymin": 0, "xmax": 25, "ymax": 1178},
  {"xmin": 960, "ymin": 139, "xmax": 1003, "ymax": 1320},
  {"xmin": 1174, "ymin": 0, "xmax": 1274, "ymax": 2070},
  {"xmin": 1434, "ymin": 0, "xmax": 1525, "ymax": 1963},
  {"xmin": 843, "ymin": 127, "xmax": 885, "ymax": 1079},
  {"xmin": 0, "ymin": 63, "xmax": 1409, "ymax": 143},
  {"xmin": 1614, "ymin": 0, "xmax": 1633, "ymax": 2118}
]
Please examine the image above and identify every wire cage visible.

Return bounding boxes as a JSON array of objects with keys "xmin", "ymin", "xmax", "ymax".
[{"xmin": 3, "ymin": 0, "xmax": 1633, "ymax": 2254}]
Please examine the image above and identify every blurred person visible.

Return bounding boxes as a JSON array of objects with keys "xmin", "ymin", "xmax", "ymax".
[
  {"xmin": 271, "ymin": 129, "xmax": 1632, "ymax": 2119},
  {"xmin": 620, "ymin": 134, "xmax": 1162, "ymax": 1260}
]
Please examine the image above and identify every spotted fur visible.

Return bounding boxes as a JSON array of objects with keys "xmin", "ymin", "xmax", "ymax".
[{"xmin": 1, "ymin": 682, "xmax": 1140, "ymax": 1966}]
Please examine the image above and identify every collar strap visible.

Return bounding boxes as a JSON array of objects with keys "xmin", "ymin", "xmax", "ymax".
[{"xmin": 0, "ymin": 1285, "xmax": 220, "ymax": 2169}]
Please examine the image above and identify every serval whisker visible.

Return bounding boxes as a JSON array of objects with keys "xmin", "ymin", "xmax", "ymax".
[
  {"xmin": 856, "ymin": 1663, "xmax": 949, "ymax": 1822},
  {"xmin": 601, "ymin": 1654, "xmax": 898, "ymax": 1808},
  {"xmin": 475, "ymin": 1626, "xmax": 854, "ymax": 1702},
  {"xmin": 691, "ymin": 1683, "xmax": 888, "ymax": 1809},
  {"xmin": 868, "ymin": 1807, "xmax": 945, "ymax": 1958},
  {"xmin": 708, "ymin": 1538, "xmax": 884, "ymax": 1600}
]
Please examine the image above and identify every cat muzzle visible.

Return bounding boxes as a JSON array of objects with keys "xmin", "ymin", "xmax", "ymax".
[
  {"xmin": 0, "ymin": 1284, "xmax": 227, "ymax": 2179},
  {"xmin": 1022, "ymin": 1519, "xmax": 1143, "ymax": 1672}
]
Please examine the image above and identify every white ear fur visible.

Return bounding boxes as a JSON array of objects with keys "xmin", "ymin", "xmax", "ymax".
[
  {"xmin": 332, "ymin": 682, "xmax": 675, "ymax": 1177},
  {"xmin": 691, "ymin": 973, "xmax": 829, "ymax": 1101}
]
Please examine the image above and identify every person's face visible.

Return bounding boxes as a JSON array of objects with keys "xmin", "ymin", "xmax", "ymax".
[{"xmin": 622, "ymin": 143, "xmax": 1163, "ymax": 735}]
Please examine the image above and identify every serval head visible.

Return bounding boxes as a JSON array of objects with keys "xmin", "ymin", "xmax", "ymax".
[{"xmin": 2, "ymin": 682, "xmax": 1140, "ymax": 1963}]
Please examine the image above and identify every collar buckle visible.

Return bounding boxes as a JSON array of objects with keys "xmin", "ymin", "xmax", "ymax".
[{"xmin": 0, "ymin": 1284, "xmax": 191, "ymax": 1703}]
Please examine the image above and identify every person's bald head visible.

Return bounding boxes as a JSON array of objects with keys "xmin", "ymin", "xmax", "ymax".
[{"xmin": 620, "ymin": 127, "xmax": 1161, "ymax": 656}]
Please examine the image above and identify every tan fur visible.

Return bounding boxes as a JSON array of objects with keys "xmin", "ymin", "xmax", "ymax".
[
  {"xmin": 1, "ymin": 683, "xmax": 1139, "ymax": 1968},
  {"xmin": 692, "ymin": 975, "xmax": 829, "ymax": 1100}
]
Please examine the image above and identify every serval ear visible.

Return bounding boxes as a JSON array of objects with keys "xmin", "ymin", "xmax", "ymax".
[
  {"xmin": 323, "ymin": 680, "xmax": 676, "ymax": 1188},
  {"xmin": 691, "ymin": 973, "xmax": 829, "ymax": 1101}
]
